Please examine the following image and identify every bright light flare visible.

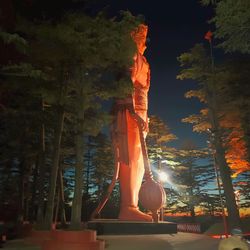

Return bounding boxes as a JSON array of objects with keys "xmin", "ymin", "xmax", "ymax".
[{"xmin": 158, "ymin": 171, "xmax": 169, "ymax": 183}]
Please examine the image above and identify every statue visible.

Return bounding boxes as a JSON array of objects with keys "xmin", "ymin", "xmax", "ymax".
[
  {"xmin": 91, "ymin": 24, "xmax": 165, "ymax": 222},
  {"xmin": 111, "ymin": 24, "xmax": 152, "ymax": 221}
]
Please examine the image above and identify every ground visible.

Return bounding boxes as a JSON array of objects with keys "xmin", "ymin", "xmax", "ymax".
[
  {"xmin": 3, "ymin": 233, "xmax": 220, "ymax": 250},
  {"xmin": 100, "ymin": 233, "xmax": 220, "ymax": 250}
]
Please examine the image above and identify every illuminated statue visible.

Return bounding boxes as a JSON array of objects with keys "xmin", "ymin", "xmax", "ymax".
[
  {"xmin": 91, "ymin": 24, "xmax": 165, "ymax": 222},
  {"xmin": 111, "ymin": 24, "xmax": 152, "ymax": 221}
]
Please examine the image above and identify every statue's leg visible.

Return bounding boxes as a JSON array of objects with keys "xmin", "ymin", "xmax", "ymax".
[{"xmin": 118, "ymin": 111, "xmax": 152, "ymax": 221}]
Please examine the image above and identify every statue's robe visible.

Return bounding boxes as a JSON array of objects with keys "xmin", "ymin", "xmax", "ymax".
[{"xmin": 111, "ymin": 51, "xmax": 150, "ymax": 209}]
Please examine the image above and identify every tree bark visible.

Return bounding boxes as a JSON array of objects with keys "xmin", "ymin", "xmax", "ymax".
[
  {"xmin": 42, "ymin": 107, "xmax": 65, "ymax": 230},
  {"xmin": 18, "ymin": 160, "xmax": 25, "ymax": 223},
  {"xmin": 241, "ymin": 109, "xmax": 250, "ymax": 162},
  {"xmin": 206, "ymin": 82, "xmax": 241, "ymax": 229},
  {"xmin": 214, "ymin": 138, "xmax": 241, "ymax": 229},
  {"xmin": 54, "ymin": 186, "xmax": 60, "ymax": 226},
  {"xmin": 86, "ymin": 139, "xmax": 91, "ymax": 197},
  {"xmin": 59, "ymin": 169, "xmax": 66, "ymax": 226},
  {"xmin": 70, "ymin": 109, "xmax": 85, "ymax": 230},
  {"xmin": 36, "ymin": 100, "xmax": 46, "ymax": 226},
  {"xmin": 30, "ymin": 157, "xmax": 38, "ymax": 222}
]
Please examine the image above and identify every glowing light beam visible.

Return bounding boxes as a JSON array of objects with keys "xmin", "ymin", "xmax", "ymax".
[{"xmin": 158, "ymin": 171, "xmax": 169, "ymax": 183}]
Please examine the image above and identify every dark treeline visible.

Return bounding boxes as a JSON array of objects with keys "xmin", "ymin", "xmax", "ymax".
[{"xmin": 0, "ymin": 0, "xmax": 142, "ymax": 230}]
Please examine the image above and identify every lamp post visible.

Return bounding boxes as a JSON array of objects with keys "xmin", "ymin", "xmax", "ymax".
[{"xmin": 158, "ymin": 169, "xmax": 169, "ymax": 221}]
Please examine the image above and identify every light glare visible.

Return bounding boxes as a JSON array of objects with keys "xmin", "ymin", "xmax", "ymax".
[{"xmin": 158, "ymin": 171, "xmax": 169, "ymax": 183}]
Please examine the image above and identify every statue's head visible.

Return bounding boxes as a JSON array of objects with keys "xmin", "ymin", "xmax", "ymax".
[{"xmin": 131, "ymin": 24, "xmax": 148, "ymax": 55}]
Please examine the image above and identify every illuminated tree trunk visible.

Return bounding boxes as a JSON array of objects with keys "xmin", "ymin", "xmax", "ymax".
[
  {"xmin": 70, "ymin": 90, "xmax": 85, "ymax": 229},
  {"xmin": 205, "ymin": 82, "xmax": 241, "ymax": 229},
  {"xmin": 70, "ymin": 134, "xmax": 84, "ymax": 229}
]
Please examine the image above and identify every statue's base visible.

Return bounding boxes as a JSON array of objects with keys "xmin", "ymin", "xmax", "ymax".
[{"xmin": 87, "ymin": 219, "xmax": 177, "ymax": 235}]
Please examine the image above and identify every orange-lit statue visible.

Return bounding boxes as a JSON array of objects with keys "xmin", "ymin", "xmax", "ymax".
[
  {"xmin": 111, "ymin": 24, "xmax": 152, "ymax": 221},
  {"xmin": 91, "ymin": 24, "xmax": 165, "ymax": 222}
]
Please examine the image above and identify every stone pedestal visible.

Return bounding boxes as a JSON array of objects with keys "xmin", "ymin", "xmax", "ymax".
[
  {"xmin": 87, "ymin": 219, "xmax": 177, "ymax": 235},
  {"xmin": 42, "ymin": 230, "xmax": 105, "ymax": 250},
  {"xmin": 26, "ymin": 230, "xmax": 52, "ymax": 246}
]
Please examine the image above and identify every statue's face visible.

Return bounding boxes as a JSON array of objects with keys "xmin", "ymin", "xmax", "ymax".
[{"xmin": 131, "ymin": 24, "xmax": 148, "ymax": 54}]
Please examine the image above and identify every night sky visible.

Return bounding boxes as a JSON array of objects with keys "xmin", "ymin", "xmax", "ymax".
[{"xmin": 104, "ymin": 0, "xmax": 214, "ymax": 148}]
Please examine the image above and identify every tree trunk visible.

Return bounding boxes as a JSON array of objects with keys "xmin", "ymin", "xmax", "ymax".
[
  {"xmin": 18, "ymin": 160, "xmax": 25, "ymax": 223},
  {"xmin": 42, "ymin": 107, "xmax": 65, "ymax": 230},
  {"xmin": 58, "ymin": 169, "xmax": 67, "ymax": 226},
  {"xmin": 86, "ymin": 139, "xmax": 91, "ymax": 197},
  {"xmin": 23, "ymin": 161, "xmax": 32, "ymax": 222},
  {"xmin": 188, "ymin": 163, "xmax": 195, "ymax": 222},
  {"xmin": 36, "ymin": 100, "xmax": 46, "ymax": 226},
  {"xmin": 190, "ymin": 206, "xmax": 195, "ymax": 221},
  {"xmin": 17, "ymin": 158, "xmax": 32, "ymax": 223},
  {"xmin": 189, "ymin": 194, "xmax": 195, "ymax": 222},
  {"xmin": 70, "ymin": 124, "xmax": 85, "ymax": 229},
  {"xmin": 70, "ymin": 86, "xmax": 85, "ymax": 229},
  {"xmin": 214, "ymin": 140, "xmax": 240, "ymax": 228},
  {"xmin": 241, "ymin": 109, "xmax": 250, "ymax": 162},
  {"xmin": 30, "ymin": 158, "xmax": 38, "ymax": 222},
  {"xmin": 54, "ymin": 186, "xmax": 60, "ymax": 226},
  {"xmin": 206, "ymin": 82, "xmax": 241, "ymax": 229},
  {"xmin": 24, "ymin": 197, "xmax": 29, "ymax": 222}
]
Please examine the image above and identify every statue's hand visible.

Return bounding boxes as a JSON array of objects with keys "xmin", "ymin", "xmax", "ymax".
[{"xmin": 132, "ymin": 113, "xmax": 147, "ymax": 131}]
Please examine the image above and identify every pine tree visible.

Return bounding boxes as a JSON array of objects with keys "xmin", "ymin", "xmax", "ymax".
[
  {"xmin": 177, "ymin": 44, "xmax": 241, "ymax": 229},
  {"xmin": 201, "ymin": 0, "xmax": 250, "ymax": 54},
  {"xmin": 1, "ymin": 4, "xmax": 142, "ymax": 230},
  {"xmin": 146, "ymin": 115, "xmax": 177, "ymax": 178},
  {"xmin": 170, "ymin": 141, "xmax": 214, "ymax": 220}
]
